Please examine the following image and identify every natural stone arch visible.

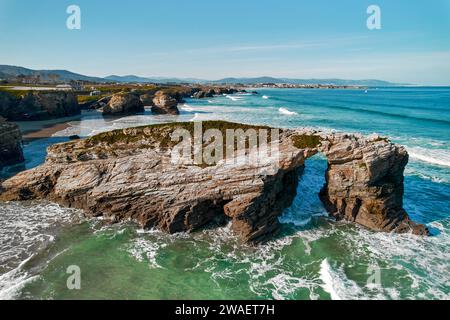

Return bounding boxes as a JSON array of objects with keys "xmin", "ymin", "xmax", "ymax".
[{"xmin": 0, "ymin": 121, "xmax": 428, "ymax": 246}]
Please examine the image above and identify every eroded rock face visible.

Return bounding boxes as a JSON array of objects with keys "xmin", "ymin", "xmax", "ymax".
[
  {"xmin": 151, "ymin": 91, "xmax": 180, "ymax": 115},
  {"xmin": 140, "ymin": 93, "xmax": 155, "ymax": 106},
  {"xmin": 0, "ymin": 91, "xmax": 80, "ymax": 121},
  {"xmin": 0, "ymin": 122, "xmax": 311, "ymax": 243},
  {"xmin": 103, "ymin": 92, "xmax": 144, "ymax": 116},
  {"xmin": 0, "ymin": 117, "xmax": 24, "ymax": 169},
  {"xmin": 319, "ymin": 133, "xmax": 429, "ymax": 235},
  {"xmin": 0, "ymin": 121, "xmax": 428, "ymax": 242}
]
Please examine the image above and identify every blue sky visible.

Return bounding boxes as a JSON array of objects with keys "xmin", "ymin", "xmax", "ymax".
[{"xmin": 1, "ymin": 0, "xmax": 449, "ymax": 84}]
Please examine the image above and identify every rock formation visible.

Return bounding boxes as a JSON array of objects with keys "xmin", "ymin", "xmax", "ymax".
[
  {"xmin": 103, "ymin": 92, "xmax": 144, "ymax": 116},
  {"xmin": 80, "ymin": 96, "xmax": 112, "ymax": 110},
  {"xmin": 0, "ymin": 121, "xmax": 428, "ymax": 243},
  {"xmin": 0, "ymin": 91, "xmax": 80, "ymax": 121},
  {"xmin": 0, "ymin": 117, "xmax": 24, "ymax": 169},
  {"xmin": 151, "ymin": 91, "xmax": 180, "ymax": 115},
  {"xmin": 318, "ymin": 133, "xmax": 428, "ymax": 235},
  {"xmin": 192, "ymin": 87, "xmax": 246, "ymax": 99},
  {"xmin": 140, "ymin": 93, "xmax": 155, "ymax": 106}
]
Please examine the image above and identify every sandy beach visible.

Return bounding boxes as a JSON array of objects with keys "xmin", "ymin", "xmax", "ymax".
[{"xmin": 15, "ymin": 115, "xmax": 80, "ymax": 140}]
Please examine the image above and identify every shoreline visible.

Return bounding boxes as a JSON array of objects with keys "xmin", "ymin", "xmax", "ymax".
[{"xmin": 16, "ymin": 115, "xmax": 80, "ymax": 140}]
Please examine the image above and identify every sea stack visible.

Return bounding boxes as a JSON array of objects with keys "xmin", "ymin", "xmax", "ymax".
[
  {"xmin": 151, "ymin": 91, "xmax": 180, "ymax": 115},
  {"xmin": 103, "ymin": 92, "xmax": 144, "ymax": 115}
]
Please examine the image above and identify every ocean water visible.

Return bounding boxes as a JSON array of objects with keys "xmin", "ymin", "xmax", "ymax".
[{"xmin": 0, "ymin": 87, "xmax": 449, "ymax": 300}]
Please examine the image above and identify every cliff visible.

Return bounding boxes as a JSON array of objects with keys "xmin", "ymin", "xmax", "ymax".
[
  {"xmin": 0, "ymin": 117, "xmax": 24, "ymax": 169},
  {"xmin": 0, "ymin": 91, "xmax": 80, "ymax": 121},
  {"xmin": 0, "ymin": 121, "xmax": 428, "ymax": 242}
]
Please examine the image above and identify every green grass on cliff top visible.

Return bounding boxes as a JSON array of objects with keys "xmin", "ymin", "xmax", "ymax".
[
  {"xmin": 87, "ymin": 121, "xmax": 272, "ymax": 146},
  {"xmin": 86, "ymin": 120, "xmax": 321, "ymax": 150}
]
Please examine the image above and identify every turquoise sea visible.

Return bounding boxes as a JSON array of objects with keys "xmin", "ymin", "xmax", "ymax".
[{"xmin": 0, "ymin": 87, "xmax": 449, "ymax": 300}]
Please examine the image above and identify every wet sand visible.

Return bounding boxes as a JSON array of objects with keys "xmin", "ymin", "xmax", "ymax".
[{"xmin": 16, "ymin": 115, "xmax": 80, "ymax": 140}]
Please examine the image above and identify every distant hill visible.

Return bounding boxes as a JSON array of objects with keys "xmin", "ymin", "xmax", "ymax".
[
  {"xmin": 0, "ymin": 65, "xmax": 108, "ymax": 83},
  {"xmin": 212, "ymin": 77, "xmax": 402, "ymax": 86},
  {"xmin": 0, "ymin": 65, "xmax": 404, "ymax": 86},
  {"xmin": 104, "ymin": 75, "xmax": 205, "ymax": 84}
]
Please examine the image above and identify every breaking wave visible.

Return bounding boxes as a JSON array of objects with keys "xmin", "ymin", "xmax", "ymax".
[
  {"xmin": 278, "ymin": 107, "xmax": 297, "ymax": 116},
  {"xmin": 407, "ymin": 146, "xmax": 450, "ymax": 167}
]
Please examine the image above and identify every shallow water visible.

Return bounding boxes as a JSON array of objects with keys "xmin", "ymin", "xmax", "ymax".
[{"xmin": 0, "ymin": 88, "xmax": 449, "ymax": 300}]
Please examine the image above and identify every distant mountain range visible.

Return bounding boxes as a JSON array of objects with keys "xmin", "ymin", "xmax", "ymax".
[
  {"xmin": 0, "ymin": 65, "xmax": 106, "ymax": 83},
  {"xmin": 0, "ymin": 65, "xmax": 404, "ymax": 86}
]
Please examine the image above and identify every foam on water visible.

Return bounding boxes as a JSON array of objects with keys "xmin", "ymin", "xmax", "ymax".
[
  {"xmin": 0, "ymin": 202, "xmax": 81, "ymax": 271},
  {"xmin": 407, "ymin": 146, "xmax": 450, "ymax": 167},
  {"xmin": 0, "ymin": 202, "xmax": 82, "ymax": 299},
  {"xmin": 0, "ymin": 256, "xmax": 39, "ymax": 300},
  {"xmin": 127, "ymin": 238, "xmax": 167, "ymax": 269},
  {"xmin": 278, "ymin": 107, "xmax": 298, "ymax": 116}
]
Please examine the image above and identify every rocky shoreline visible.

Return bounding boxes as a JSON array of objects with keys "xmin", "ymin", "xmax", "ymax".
[
  {"xmin": 0, "ymin": 121, "xmax": 428, "ymax": 243},
  {"xmin": 0, "ymin": 85, "xmax": 250, "ymax": 120}
]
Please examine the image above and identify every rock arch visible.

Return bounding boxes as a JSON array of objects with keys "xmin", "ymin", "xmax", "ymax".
[{"xmin": 0, "ymin": 122, "xmax": 428, "ymax": 245}]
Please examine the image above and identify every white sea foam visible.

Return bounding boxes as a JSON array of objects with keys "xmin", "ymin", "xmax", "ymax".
[
  {"xmin": 278, "ymin": 107, "xmax": 297, "ymax": 116},
  {"xmin": 262, "ymin": 95, "xmax": 269, "ymax": 100},
  {"xmin": 404, "ymin": 167, "xmax": 449, "ymax": 184},
  {"xmin": 319, "ymin": 259, "xmax": 342, "ymax": 300},
  {"xmin": 0, "ymin": 256, "xmax": 38, "ymax": 300},
  {"xmin": 0, "ymin": 202, "xmax": 81, "ymax": 271},
  {"xmin": 127, "ymin": 238, "xmax": 166, "ymax": 269},
  {"xmin": 335, "ymin": 219, "xmax": 450, "ymax": 300},
  {"xmin": 319, "ymin": 259, "xmax": 367, "ymax": 300},
  {"xmin": 181, "ymin": 104, "xmax": 195, "ymax": 112},
  {"xmin": 407, "ymin": 146, "xmax": 450, "ymax": 167},
  {"xmin": 265, "ymin": 273, "xmax": 320, "ymax": 300},
  {"xmin": 226, "ymin": 95, "xmax": 245, "ymax": 101}
]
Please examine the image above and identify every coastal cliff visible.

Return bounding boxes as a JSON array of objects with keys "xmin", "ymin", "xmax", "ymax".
[
  {"xmin": 0, "ymin": 91, "xmax": 79, "ymax": 121},
  {"xmin": 0, "ymin": 121, "xmax": 428, "ymax": 242},
  {"xmin": 0, "ymin": 117, "xmax": 24, "ymax": 169}
]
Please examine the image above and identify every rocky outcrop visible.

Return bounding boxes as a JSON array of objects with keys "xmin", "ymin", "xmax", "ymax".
[
  {"xmin": 103, "ymin": 92, "xmax": 144, "ymax": 116},
  {"xmin": 318, "ymin": 133, "xmax": 428, "ymax": 235},
  {"xmin": 0, "ymin": 117, "xmax": 24, "ymax": 169},
  {"xmin": 192, "ymin": 87, "xmax": 245, "ymax": 99},
  {"xmin": 0, "ymin": 121, "xmax": 427, "ymax": 243},
  {"xmin": 80, "ymin": 96, "xmax": 112, "ymax": 110},
  {"xmin": 0, "ymin": 91, "xmax": 80, "ymax": 121},
  {"xmin": 151, "ymin": 91, "xmax": 180, "ymax": 115},
  {"xmin": 140, "ymin": 93, "xmax": 155, "ymax": 106}
]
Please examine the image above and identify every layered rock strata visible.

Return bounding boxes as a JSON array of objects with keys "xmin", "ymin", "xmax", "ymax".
[{"xmin": 0, "ymin": 121, "xmax": 428, "ymax": 242}]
